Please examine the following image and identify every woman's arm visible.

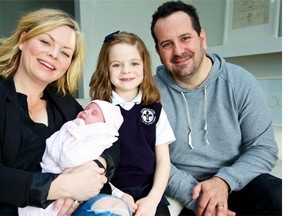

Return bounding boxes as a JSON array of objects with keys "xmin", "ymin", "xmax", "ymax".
[
  {"xmin": 51, "ymin": 140, "xmax": 120, "ymax": 216},
  {"xmin": 47, "ymin": 161, "xmax": 107, "ymax": 201},
  {"xmin": 97, "ymin": 139, "xmax": 120, "ymax": 181},
  {"xmin": 48, "ymin": 139, "xmax": 121, "ymax": 201}
]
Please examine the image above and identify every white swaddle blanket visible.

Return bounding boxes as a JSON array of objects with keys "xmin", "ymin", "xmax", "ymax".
[{"xmin": 18, "ymin": 100, "xmax": 123, "ymax": 216}]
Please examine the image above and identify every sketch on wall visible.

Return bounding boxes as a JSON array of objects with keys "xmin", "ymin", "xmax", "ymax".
[
  {"xmin": 223, "ymin": 0, "xmax": 281, "ymax": 44},
  {"xmin": 232, "ymin": 0, "xmax": 270, "ymax": 29}
]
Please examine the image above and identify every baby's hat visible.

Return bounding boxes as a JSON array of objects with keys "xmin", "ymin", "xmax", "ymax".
[{"xmin": 90, "ymin": 100, "xmax": 123, "ymax": 130}]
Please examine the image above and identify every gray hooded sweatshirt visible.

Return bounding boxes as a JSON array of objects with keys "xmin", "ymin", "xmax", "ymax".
[{"xmin": 154, "ymin": 53, "xmax": 278, "ymax": 210}]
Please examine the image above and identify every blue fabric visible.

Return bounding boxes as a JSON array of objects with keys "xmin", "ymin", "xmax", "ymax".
[{"xmin": 72, "ymin": 194, "xmax": 130, "ymax": 216}]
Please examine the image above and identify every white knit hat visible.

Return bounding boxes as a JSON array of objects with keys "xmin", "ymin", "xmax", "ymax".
[{"xmin": 89, "ymin": 100, "xmax": 123, "ymax": 130}]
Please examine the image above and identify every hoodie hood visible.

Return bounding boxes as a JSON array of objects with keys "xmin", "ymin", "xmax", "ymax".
[
  {"xmin": 155, "ymin": 53, "xmax": 224, "ymax": 91},
  {"xmin": 155, "ymin": 53, "xmax": 225, "ymax": 148}
]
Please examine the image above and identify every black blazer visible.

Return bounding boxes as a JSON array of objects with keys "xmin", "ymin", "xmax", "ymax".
[{"xmin": 0, "ymin": 77, "xmax": 119, "ymax": 215}]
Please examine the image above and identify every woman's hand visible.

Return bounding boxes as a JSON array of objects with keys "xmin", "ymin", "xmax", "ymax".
[
  {"xmin": 54, "ymin": 198, "xmax": 80, "ymax": 216},
  {"xmin": 48, "ymin": 161, "xmax": 107, "ymax": 202},
  {"xmin": 67, "ymin": 161, "xmax": 107, "ymax": 201}
]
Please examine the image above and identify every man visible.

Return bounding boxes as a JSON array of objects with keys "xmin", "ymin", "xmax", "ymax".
[{"xmin": 150, "ymin": 1, "xmax": 282, "ymax": 216}]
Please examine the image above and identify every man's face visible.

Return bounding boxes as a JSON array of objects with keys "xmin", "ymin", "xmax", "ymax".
[{"xmin": 154, "ymin": 11, "xmax": 207, "ymax": 81}]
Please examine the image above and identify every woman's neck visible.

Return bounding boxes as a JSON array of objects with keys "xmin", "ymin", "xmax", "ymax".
[
  {"xmin": 13, "ymin": 72, "xmax": 45, "ymax": 99},
  {"xmin": 14, "ymin": 73, "xmax": 48, "ymax": 124}
]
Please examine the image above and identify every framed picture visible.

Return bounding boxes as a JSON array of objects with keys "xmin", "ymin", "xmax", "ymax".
[{"xmin": 223, "ymin": 0, "xmax": 281, "ymax": 44}]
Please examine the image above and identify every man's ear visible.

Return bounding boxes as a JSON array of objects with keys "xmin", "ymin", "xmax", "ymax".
[{"xmin": 199, "ymin": 28, "xmax": 208, "ymax": 50}]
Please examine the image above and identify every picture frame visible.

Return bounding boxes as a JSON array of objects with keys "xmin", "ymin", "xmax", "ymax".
[{"xmin": 223, "ymin": 0, "xmax": 281, "ymax": 44}]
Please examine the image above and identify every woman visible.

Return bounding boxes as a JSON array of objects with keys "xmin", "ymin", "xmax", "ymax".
[{"xmin": 0, "ymin": 8, "xmax": 128, "ymax": 216}]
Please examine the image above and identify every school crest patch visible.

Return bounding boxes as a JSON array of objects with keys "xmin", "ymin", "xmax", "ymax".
[{"xmin": 141, "ymin": 108, "xmax": 156, "ymax": 125}]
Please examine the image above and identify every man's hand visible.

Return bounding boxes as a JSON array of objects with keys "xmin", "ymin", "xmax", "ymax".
[{"xmin": 192, "ymin": 177, "xmax": 236, "ymax": 216}]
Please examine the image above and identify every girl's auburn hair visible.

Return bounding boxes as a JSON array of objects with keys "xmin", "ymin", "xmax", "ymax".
[{"xmin": 89, "ymin": 31, "xmax": 161, "ymax": 105}]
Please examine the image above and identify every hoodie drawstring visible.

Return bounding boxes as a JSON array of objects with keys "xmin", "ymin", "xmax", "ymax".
[
  {"xmin": 204, "ymin": 86, "xmax": 210, "ymax": 145},
  {"xmin": 181, "ymin": 88, "xmax": 210, "ymax": 149},
  {"xmin": 181, "ymin": 92, "xmax": 194, "ymax": 149}
]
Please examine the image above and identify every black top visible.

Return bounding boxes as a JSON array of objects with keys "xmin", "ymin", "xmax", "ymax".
[
  {"xmin": 0, "ymin": 76, "xmax": 119, "ymax": 215},
  {"xmin": 16, "ymin": 92, "xmax": 57, "ymax": 171}
]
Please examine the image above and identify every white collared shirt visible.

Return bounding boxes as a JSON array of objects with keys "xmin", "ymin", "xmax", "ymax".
[
  {"xmin": 112, "ymin": 90, "xmax": 142, "ymax": 111},
  {"xmin": 111, "ymin": 91, "xmax": 175, "ymax": 146}
]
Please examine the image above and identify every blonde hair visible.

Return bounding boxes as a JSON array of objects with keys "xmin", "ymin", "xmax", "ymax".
[
  {"xmin": 0, "ymin": 8, "xmax": 85, "ymax": 96},
  {"xmin": 89, "ymin": 31, "xmax": 160, "ymax": 105}
]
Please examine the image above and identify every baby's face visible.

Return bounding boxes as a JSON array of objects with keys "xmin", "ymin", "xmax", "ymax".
[{"xmin": 77, "ymin": 103, "xmax": 105, "ymax": 124}]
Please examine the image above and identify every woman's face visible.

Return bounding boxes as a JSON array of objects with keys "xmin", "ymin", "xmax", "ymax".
[{"xmin": 18, "ymin": 25, "xmax": 76, "ymax": 85}]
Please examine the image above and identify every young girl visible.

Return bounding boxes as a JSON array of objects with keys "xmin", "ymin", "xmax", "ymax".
[{"xmin": 89, "ymin": 31, "xmax": 176, "ymax": 216}]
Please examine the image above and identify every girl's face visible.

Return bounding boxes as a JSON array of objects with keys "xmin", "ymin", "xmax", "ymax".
[
  {"xmin": 77, "ymin": 103, "xmax": 105, "ymax": 124},
  {"xmin": 18, "ymin": 25, "xmax": 76, "ymax": 85},
  {"xmin": 109, "ymin": 43, "xmax": 143, "ymax": 100}
]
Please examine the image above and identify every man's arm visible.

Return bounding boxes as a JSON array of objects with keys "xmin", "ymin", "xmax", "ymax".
[{"xmin": 166, "ymin": 163, "xmax": 199, "ymax": 210}]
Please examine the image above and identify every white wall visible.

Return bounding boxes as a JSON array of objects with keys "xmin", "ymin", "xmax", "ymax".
[
  {"xmin": 76, "ymin": 0, "xmax": 281, "ymax": 98},
  {"xmin": 76, "ymin": 0, "xmax": 229, "ymax": 98},
  {"xmin": 76, "ymin": 0, "xmax": 164, "ymax": 98}
]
